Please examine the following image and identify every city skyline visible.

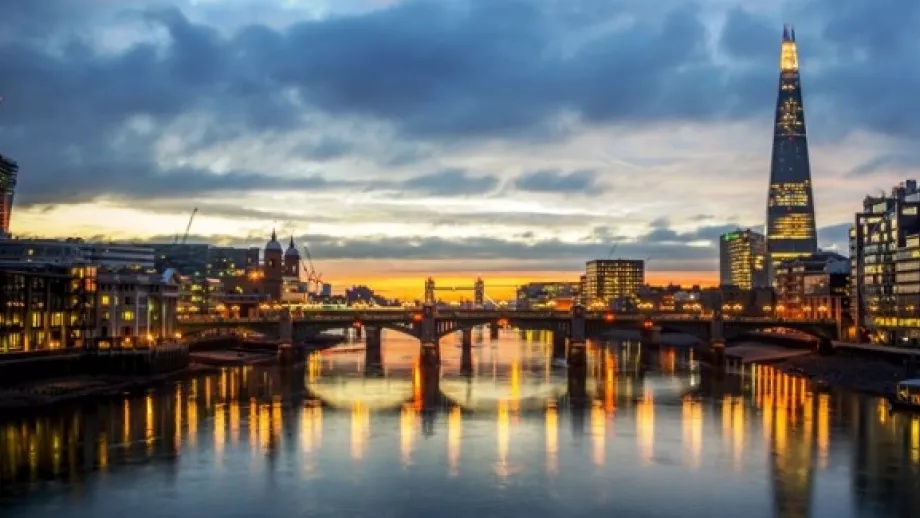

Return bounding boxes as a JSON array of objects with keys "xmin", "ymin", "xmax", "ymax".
[{"xmin": 1, "ymin": 0, "xmax": 918, "ymax": 298}]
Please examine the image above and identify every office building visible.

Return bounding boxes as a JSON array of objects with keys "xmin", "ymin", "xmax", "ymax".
[
  {"xmin": 849, "ymin": 180, "xmax": 920, "ymax": 345},
  {"xmin": 774, "ymin": 251, "xmax": 849, "ymax": 322},
  {"xmin": 0, "ymin": 262, "xmax": 97, "ymax": 353},
  {"xmin": 0, "ymin": 153, "xmax": 17, "ymax": 237},
  {"xmin": 584, "ymin": 259, "xmax": 644, "ymax": 307},
  {"xmin": 0, "ymin": 239, "xmax": 154, "ymax": 270},
  {"xmin": 516, "ymin": 281, "xmax": 580, "ymax": 310},
  {"xmin": 95, "ymin": 268, "xmax": 180, "ymax": 346},
  {"xmin": 765, "ymin": 25, "xmax": 818, "ymax": 274},
  {"xmin": 719, "ymin": 228, "xmax": 768, "ymax": 289}
]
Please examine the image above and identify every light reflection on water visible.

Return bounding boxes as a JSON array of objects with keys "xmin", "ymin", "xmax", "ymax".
[{"xmin": 1, "ymin": 329, "xmax": 919, "ymax": 518}]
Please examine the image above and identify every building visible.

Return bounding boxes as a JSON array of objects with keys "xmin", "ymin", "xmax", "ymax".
[
  {"xmin": 516, "ymin": 282, "xmax": 580, "ymax": 310},
  {"xmin": 765, "ymin": 25, "xmax": 818, "ymax": 275},
  {"xmin": 0, "ymin": 239, "xmax": 154, "ymax": 270},
  {"xmin": 79, "ymin": 243, "xmax": 154, "ymax": 270},
  {"xmin": 151, "ymin": 243, "xmax": 211, "ymax": 277},
  {"xmin": 95, "ymin": 268, "xmax": 180, "ymax": 346},
  {"xmin": 0, "ymin": 153, "xmax": 17, "ymax": 237},
  {"xmin": 584, "ymin": 259, "xmax": 644, "ymax": 308},
  {"xmin": 774, "ymin": 251, "xmax": 849, "ymax": 323},
  {"xmin": 0, "ymin": 262, "xmax": 97, "ymax": 352},
  {"xmin": 850, "ymin": 180, "xmax": 920, "ymax": 345},
  {"xmin": 719, "ymin": 228, "xmax": 768, "ymax": 289}
]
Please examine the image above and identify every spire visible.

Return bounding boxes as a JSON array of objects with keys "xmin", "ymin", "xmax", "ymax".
[
  {"xmin": 289, "ymin": 235, "xmax": 295, "ymax": 248},
  {"xmin": 271, "ymin": 228, "xmax": 277, "ymax": 242},
  {"xmin": 780, "ymin": 24, "xmax": 799, "ymax": 72}
]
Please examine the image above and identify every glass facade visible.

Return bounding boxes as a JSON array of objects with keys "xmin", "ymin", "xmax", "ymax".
[
  {"xmin": 0, "ymin": 153, "xmax": 18, "ymax": 236},
  {"xmin": 766, "ymin": 26, "xmax": 818, "ymax": 274},
  {"xmin": 719, "ymin": 229, "xmax": 768, "ymax": 289},
  {"xmin": 585, "ymin": 259, "xmax": 644, "ymax": 307}
]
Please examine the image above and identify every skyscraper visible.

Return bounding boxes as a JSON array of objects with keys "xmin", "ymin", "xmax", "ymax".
[
  {"xmin": 0, "ymin": 153, "xmax": 18, "ymax": 237},
  {"xmin": 766, "ymin": 25, "xmax": 817, "ymax": 275},
  {"xmin": 719, "ymin": 228, "xmax": 768, "ymax": 289}
]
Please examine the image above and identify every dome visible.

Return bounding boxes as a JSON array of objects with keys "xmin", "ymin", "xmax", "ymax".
[
  {"xmin": 265, "ymin": 229, "xmax": 283, "ymax": 252},
  {"xmin": 285, "ymin": 236, "xmax": 300, "ymax": 257}
]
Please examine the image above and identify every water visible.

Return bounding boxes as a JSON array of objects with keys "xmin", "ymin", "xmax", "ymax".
[{"xmin": 2, "ymin": 329, "xmax": 919, "ymax": 517}]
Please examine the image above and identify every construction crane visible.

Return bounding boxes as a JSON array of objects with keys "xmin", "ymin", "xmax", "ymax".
[
  {"xmin": 300, "ymin": 242, "xmax": 323, "ymax": 295},
  {"xmin": 606, "ymin": 243, "xmax": 619, "ymax": 259},
  {"xmin": 173, "ymin": 208, "xmax": 198, "ymax": 244}
]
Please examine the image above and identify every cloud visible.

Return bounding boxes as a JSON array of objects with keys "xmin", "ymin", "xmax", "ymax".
[
  {"xmin": 513, "ymin": 169, "xmax": 604, "ymax": 195},
  {"xmin": 396, "ymin": 169, "xmax": 499, "ymax": 196}
]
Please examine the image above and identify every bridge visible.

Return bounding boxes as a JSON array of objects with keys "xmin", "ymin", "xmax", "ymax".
[{"xmin": 177, "ymin": 305, "xmax": 838, "ymax": 371}]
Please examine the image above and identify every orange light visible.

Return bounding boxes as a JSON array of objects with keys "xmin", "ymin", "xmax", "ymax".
[
  {"xmin": 352, "ymin": 321, "xmax": 362, "ymax": 328},
  {"xmin": 497, "ymin": 318, "xmax": 509, "ymax": 326},
  {"xmin": 643, "ymin": 320, "xmax": 653, "ymax": 330},
  {"xmin": 604, "ymin": 313, "xmax": 615, "ymax": 323},
  {"xmin": 411, "ymin": 313, "xmax": 423, "ymax": 322}
]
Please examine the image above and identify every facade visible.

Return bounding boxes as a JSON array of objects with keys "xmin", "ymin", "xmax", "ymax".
[
  {"xmin": 0, "ymin": 153, "xmax": 17, "ymax": 237},
  {"xmin": 516, "ymin": 282, "xmax": 580, "ymax": 310},
  {"xmin": 719, "ymin": 228, "xmax": 768, "ymax": 289},
  {"xmin": 849, "ymin": 180, "xmax": 920, "ymax": 345},
  {"xmin": 95, "ymin": 268, "xmax": 180, "ymax": 346},
  {"xmin": 584, "ymin": 259, "xmax": 644, "ymax": 307},
  {"xmin": 774, "ymin": 252, "xmax": 849, "ymax": 323},
  {"xmin": 0, "ymin": 239, "xmax": 153, "ymax": 270},
  {"xmin": 0, "ymin": 262, "xmax": 97, "ymax": 352},
  {"xmin": 765, "ymin": 26, "xmax": 818, "ymax": 275},
  {"xmin": 79, "ymin": 243, "xmax": 154, "ymax": 270}
]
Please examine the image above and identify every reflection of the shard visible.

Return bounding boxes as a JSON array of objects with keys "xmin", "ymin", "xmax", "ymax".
[
  {"xmin": 637, "ymin": 393, "xmax": 655, "ymax": 465},
  {"xmin": 591, "ymin": 402, "xmax": 605, "ymax": 468},
  {"xmin": 495, "ymin": 401, "xmax": 510, "ymax": 478},
  {"xmin": 401, "ymin": 404, "xmax": 417, "ymax": 467},
  {"xmin": 448, "ymin": 406, "xmax": 461, "ymax": 476},
  {"xmin": 682, "ymin": 397, "xmax": 702, "ymax": 469},
  {"xmin": 545, "ymin": 404, "xmax": 558, "ymax": 475},
  {"xmin": 351, "ymin": 402, "xmax": 369, "ymax": 461}
]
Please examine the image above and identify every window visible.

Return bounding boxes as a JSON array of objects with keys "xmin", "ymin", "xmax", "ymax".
[
  {"xmin": 101, "ymin": 295, "xmax": 110, "ymax": 305},
  {"xmin": 123, "ymin": 310, "xmax": 135, "ymax": 321}
]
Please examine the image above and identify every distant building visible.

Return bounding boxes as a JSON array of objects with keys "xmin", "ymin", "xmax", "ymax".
[
  {"xmin": 719, "ymin": 229, "xmax": 768, "ymax": 289},
  {"xmin": 850, "ymin": 180, "xmax": 920, "ymax": 345},
  {"xmin": 0, "ymin": 153, "xmax": 17, "ymax": 237},
  {"xmin": 0, "ymin": 262, "xmax": 97, "ymax": 352},
  {"xmin": 774, "ymin": 251, "xmax": 849, "ymax": 322},
  {"xmin": 516, "ymin": 281, "xmax": 580, "ymax": 310},
  {"xmin": 584, "ymin": 259, "xmax": 644, "ymax": 307},
  {"xmin": 79, "ymin": 243, "xmax": 155, "ymax": 270},
  {"xmin": 0, "ymin": 239, "xmax": 154, "ymax": 270},
  {"xmin": 95, "ymin": 269, "xmax": 181, "ymax": 346},
  {"xmin": 765, "ymin": 25, "xmax": 818, "ymax": 275},
  {"xmin": 320, "ymin": 283, "xmax": 332, "ymax": 298}
]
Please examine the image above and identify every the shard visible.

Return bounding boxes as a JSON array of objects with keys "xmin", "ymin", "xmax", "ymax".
[{"xmin": 766, "ymin": 25, "xmax": 817, "ymax": 275}]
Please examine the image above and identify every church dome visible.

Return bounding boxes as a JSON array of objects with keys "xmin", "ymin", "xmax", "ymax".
[
  {"xmin": 265, "ymin": 229, "xmax": 283, "ymax": 253},
  {"xmin": 285, "ymin": 236, "xmax": 300, "ymax": 257}
]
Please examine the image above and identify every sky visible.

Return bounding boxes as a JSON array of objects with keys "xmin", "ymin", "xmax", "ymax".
[{"xmin": 2, "ymin": 0, "xmax": 919, "ymax": 300}]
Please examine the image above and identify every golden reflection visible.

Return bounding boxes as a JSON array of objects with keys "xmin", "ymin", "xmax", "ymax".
[
  {"xmin": 400, "ymin": 404, "xmax": 417, "ymax": 467},
  {"xmin": 249, "ymin": 398, "xmax": 258, "ymax": 451},
  {"xmin": 545, "ymin": 404, "xmax": 558, "ymax": 475},
  {"xmin": 187, "ymin": 394, "xmax": 198, "ymax": 447},
  {"xmin": 817, "ymin": 394, "xmax": 829, "ymax": 468},
  {"xmin": 229, "ymin": 401, "xmax": 240, "ymax": 445},
  {"xmin": 721, "ymin": 395, "xmax": 732, "ymax": 446},
  {"xmin": 495, "ymin": 400, "xmax": 510, "ymax": 478},
  {"xmin": 258, "ymin": 404, "xmax": 271, "ymax": 452},
  {"xmin": 637, "ymin": 393, "xmax": 655, "ymax": 465},
  {"xmin": 205, "ymin": 377, "xmax": 212, "ymax": 410},
  {"xmin": 448, "ymin": 406, "xmax": 462, "ymax": 476},
  {"xmin": 301, "ymin": 405, "xmax": 316, "ymax": 453},
  {"xmin": 145, "ymin": 394, "xmax": 155, "ymax": 455},
  {"xmin": 604, "ymin": 350, "xmax": 617, "ymax": 413},
  {"xmin": 682, "ymin": 397, "xmax": 702, "ymax": 469},
  {"xmin": 122, "ymin": 399, "xmax": 131, "ymax": 449},
  {"xmin": 877, "ymin": 398, "xmax": 888, "ymax": 425},
  {"xmin": 308, "ymin": 353, "xmax": 321, "ymax": 382},
  {"xmin": 510, "ymin": 359, "xmax": 521, "ymax": 413},
  {"xmin": 911, "ymin": 418, "xmax": 919, "ymax": 464},
  {"xmin": 214, "ymin": 404, "xmax": 226, "ymax": 462},
  {"xmin": 732, "ymin": 398, "xmax": 745, "ymax": 471},
  {"xmin": 220, "ymin": 369, "xmax": 228, "ymax": 401},
  {"xmin": 775, "ymin": 395, "xmax": 788, "ymax": 453},
  {"xmin": 412, "ymin": 360, "xmax": 422, "ymax": 409},
  {"xmin": 98, "ymin": 432, "xmax": 108, "ymax": 469},
  {"xmin": 313, "ymin": 403, "xmax": 323, "ymax": 446},
  {"xmin": 51, "ymin": 430, "xmax": 61, "ymax": 477},
  {"xmin": 351, "ymin": 402, "xmax": 369, "ymax": 461},
  {"xmin": 591, "ymin": 402, "xmax": 605, "ymax": 468},
  {"xmin": 272, "ymin": 397, "xmax": 282, "ymax": 447},
  {"xmin": 174, "ymin": 385, "xmax": 183, "ymax": 448}
]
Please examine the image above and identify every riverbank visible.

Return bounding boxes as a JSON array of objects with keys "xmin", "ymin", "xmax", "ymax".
[
  {"xmin": 0, "ymin": 363, "xmax": 220, "ymax": 417},
  {"xmin": 773, "ymin": 352, "xmax": 908, "ymax": 397}
]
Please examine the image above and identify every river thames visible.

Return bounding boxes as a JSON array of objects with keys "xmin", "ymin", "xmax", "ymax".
[{"xmin": 2, "ymin": 329, "xmax": 919, "ymax": 517}]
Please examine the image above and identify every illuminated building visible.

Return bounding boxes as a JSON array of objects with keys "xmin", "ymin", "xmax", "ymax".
[
  {"xmin": 584, "ymin": 259, "xmax": 644, "ymax": 307},
  {"xmin": 719, "ymin": 228, "xmax": 768, "ymax": 289},
  {"xmin": 0, "ymin": 262, "xmax": 97, "ymax": 352},
  {"xmin": 773, "ymin": 252, "xmax": 849, "ymax": 321},
  {"xmin": 94, "ymin": 268, "xmax": 181, "ymax": 346},
  {"xmin": 766, "ymin": 25, "xmax": 818, "ymax": 275},
  {"xmin": 849, "ymin": 180, "xmax": 920, "ymax": 345},
  {"xmin": 0, "ymin": 153, "xmax": 18, "ymax": 237},
  {"xmin": 516, "ymin": 281, "xmax": 580, "ymax": 309}
]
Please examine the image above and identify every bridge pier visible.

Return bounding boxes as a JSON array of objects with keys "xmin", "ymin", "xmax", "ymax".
[
  {"xmin": 567, "ymin": 305, "xmax": 587, "ymax": 369},
  {"xmin": 354, "ymin": 325, "xmax": 363, "ymax": 340},
  {"xmin": 460, "ymin": 328, "xmax": 473, "ymax": 376},
  {"xmin": 710, "ymin": 311, "xmax": 726, "ymax": 370},
  {"xmin": 552, "ymin": 332, "xmax": 567, "ymax": 367},
  {"xmin": 489, "ymin": 322, "xmax": 499, "ymax": 340},
  {"xmin": 419, "ymin": 303, "xmax": 440, "ymax": 367},
  {"xmin": 364, "ymin": 326, "xmax": 383, "ymax": 376},
  {"xmin": 640, "ymin": 324, "xmax": 662, "ymax": 345}
]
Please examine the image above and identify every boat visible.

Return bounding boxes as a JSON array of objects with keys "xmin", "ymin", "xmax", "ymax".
[{"xmin": 888, "ymin": 379, "xmax": 920, "ymax": 413}]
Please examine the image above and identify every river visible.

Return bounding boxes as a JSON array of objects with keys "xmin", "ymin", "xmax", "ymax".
[{"xmin": 1, "ymin": 329, "xmax": 919, "ymax": 517}]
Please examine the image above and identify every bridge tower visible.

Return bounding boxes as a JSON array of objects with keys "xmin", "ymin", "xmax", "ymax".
[
  {"xmin": 474, "ymin": 277, "xmax": 485, "ymax": 306},
  {"xmin": 263, "ymin": 229, "xmax": 284, "ymax": 301},
  {"xmin": 568, "ymin": 304, "xmax": 587, "ymax": 367},
  {"xmin": 424, "ymin": 277, "xmax": 436, "ymax": 305}
]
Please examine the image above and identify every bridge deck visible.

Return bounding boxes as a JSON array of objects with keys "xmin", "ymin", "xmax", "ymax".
[{"xmin": 835, "ymin": 341, "xmax": 920, "ymax": 360}]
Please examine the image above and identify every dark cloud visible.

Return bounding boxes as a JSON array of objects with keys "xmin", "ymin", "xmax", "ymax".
[
  {"xmin": 397, "ymin": 168, "xmax": 499, "ymax": 196},
  {"xmin": 513, "ymin": 169, "xmax": 603, "ymax": 194},
  {"xmin": 1, "ymin": 0, "xmax": 919, "ymax": 207},
  {"xmin": 848, "ymin": 152, "xmax": 920, "ymax": 177}
]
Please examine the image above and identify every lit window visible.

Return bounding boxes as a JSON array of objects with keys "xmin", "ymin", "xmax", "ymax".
[{"xmin": 123, "ymin": 310, "xmax": 135, "ymax": 321}]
